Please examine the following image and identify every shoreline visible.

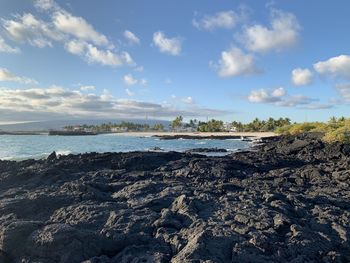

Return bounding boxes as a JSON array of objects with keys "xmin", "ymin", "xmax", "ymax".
[
  {"xmin": 0, "ymin": 131, "xmax": 277, "ymax": 138},
  {"xmin": 112, "ymin": 131, "xmax": 277, "ymax": 138},
  {"xmin": 0, "ymin": 131, "xmax": 280, "ymax": 139}
]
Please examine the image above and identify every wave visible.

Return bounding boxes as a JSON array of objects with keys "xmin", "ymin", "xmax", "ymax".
[{"xmin": 56, "ymin": 150, "xmax": 72, "ymax": 156}]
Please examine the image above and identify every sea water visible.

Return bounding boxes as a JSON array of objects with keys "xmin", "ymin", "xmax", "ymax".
[{"xmin": 0, "ymin": 134, "xmax": 251, "ymax": 160}]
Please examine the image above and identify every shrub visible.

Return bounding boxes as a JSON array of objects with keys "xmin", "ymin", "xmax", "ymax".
[{"xmin": 276, "ymin": 117, "xmax": 350, "ymax": 143}]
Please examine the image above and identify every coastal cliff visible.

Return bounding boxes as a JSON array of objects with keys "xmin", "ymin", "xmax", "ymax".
[{"xmin": 0, "ymin": 133, "xmax": 349, "ymax": 262}]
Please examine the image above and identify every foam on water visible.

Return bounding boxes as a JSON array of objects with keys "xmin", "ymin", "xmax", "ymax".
[
  {"xmin": 56, "ymin": 150, "xmax": 72, "ymax": 156},
  {"xmin": 0, "ymin": 134, "xmax": 251, "ymax": 160}
]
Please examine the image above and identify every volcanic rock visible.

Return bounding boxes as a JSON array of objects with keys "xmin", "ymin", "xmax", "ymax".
[{"xmin": 0, "ymin": 134, "xmax": 349, "ymax": 262}]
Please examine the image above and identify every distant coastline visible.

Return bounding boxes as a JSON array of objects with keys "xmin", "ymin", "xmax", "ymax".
[
  {"xmin": 0, "ymin": 130, "xmax": 277, "ymax": 138},
  {"xmin": 0, "ymin": 131, "xmax": 46, "ymax": 135}
]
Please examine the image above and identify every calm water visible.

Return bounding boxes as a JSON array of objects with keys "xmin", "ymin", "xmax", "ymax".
[{"xmin": 0, "ymin": 134, "xmax": 251, "ymax": 160}]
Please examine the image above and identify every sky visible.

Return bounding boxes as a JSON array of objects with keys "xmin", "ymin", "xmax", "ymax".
[{"xmin": 0, "ymin": 0, "xmax": 350, "ymax": 124}]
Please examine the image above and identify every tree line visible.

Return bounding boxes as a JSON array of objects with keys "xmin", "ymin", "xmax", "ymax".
[
  {"xmin": 171, "ymin": 116, "xmax": 292, "ymax": 132},
  {"xmin": 65, "ymin": 117, "xmax": 293, "ymax": 133}
]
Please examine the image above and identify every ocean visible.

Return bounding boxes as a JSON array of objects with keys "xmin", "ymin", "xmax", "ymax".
[{"xmin": 0, "ymin": 134, "xmax": 251, "ymax": 160}]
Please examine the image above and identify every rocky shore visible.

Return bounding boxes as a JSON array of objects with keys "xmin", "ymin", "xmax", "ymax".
[{"xmin": 0, "ymin": 133, "xmax": 349, "ymax": 262}]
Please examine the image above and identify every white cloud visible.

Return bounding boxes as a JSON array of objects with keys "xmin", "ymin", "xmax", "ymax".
[
  {"xmin": 271, "ymin": 87, "xmax": 286, "ymax": 97},
  {"xmin": 123, "ymin": 74, "xmax": 138, "ymax": 86},
  {"xmin": 182, "ymin": 96, "xmax": 194, "ymax": 104},
  {"xmin": 1, "ymin": 2, "xmax": 135, "ymax": 68},
  {"xmin": 193, "ymin": 10, "xmax": 238, "ymax": 31},
  {"xmin": 0, "ymin": 68, "xmax": 38, "ymax": 84},
  {"xmin": 335, "ymin": 83, "xmax": 350, "ymax": 102},
  {"xmin": 64, "ymin": 39, "xmax": 86, "ymax": 55},
  {"xmin": 125, "ymin": 88, "xmax": 135, "ymax": 96},
  {"xmin": 153, "ymin": 31, "xmax": 182, "ymax": 56},
  {"xmin": 0, "ymin": 37, "xmax": 20, "ymax": 53},
  {"xmin": 123, "ymin": 30, "xmax": 140, "ymax": 45},
  {"xmin": 313, "ymin": 55, "xmax": 350, "ymax": 80},
  {"xmin": 247, "ymin": 87, "xmax": 329, "ymax": 109},
  {"xmin": 212, "ymin": 47, "xmax": 258, "ymax": 77},
  {"xmin": 0, "ymin": 87, "xmax": 229, "ymax": 122},
  {"xmin": 52, "ymin": 11, "xmax": 109, "ymax": 46},
  {"xmin": 248, "ymin": 87, "xmax": 285, "ymax": 103},
  {"xmin": 123, "ymin": 74, "xmax": 147, "ymax": 86},
  {"xmin": 64, "ymin": 40, "xmax": 133, "ymax": 67},
  {"xmin": 241, "ymin": 9, "xmax": 300, "ymax": 53},
  {"xmin": 80, "ymin": 85, "xmax": 95, "ymax": 91},
  {"xmin": 72, "ymin": 38, "xmax": 132, "ymax": 68},
  {"xmin": 85, "ymin": 44, "xmax": 132, "ymax": 66},
  {"xmin": 291, "ymin": 68, "xmax": 313, "ymax": 86},
  {"xmin": 2, "ymin": 13, "xmax": 63, "ymax": 48}
]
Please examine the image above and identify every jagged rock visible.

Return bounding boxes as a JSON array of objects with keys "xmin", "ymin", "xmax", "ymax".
[
  {"xmin": 46, "ymin": 151, "xmax": 57, "ymax": 162},
  {"xmin": 185, "ymin": 147, "xmax": 228, "ymax": 153},
  {"xmin": 0, "ymin": 134, "xmax": 349, "ymax": 262}
]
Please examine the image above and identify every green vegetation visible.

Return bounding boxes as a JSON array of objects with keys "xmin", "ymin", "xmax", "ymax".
[
  {"xmin": 152, "ymin": 123, "xmax": 165, "ymax": 131},
  {"xmin": 171, "ymin": 116, "xmax": 291, "ymax": 132},
  {"xmin": 231, "ymin": 117, "xmax": 291, "ymax": 132},
  {"xmin": 197, "ymin": 119, "xmax": 224, "ymax": 132},
  {"xmin": 276, "ymin": 117, "xmax": 350, "ymax": 143},
  {"xmin": 171, "ymin": 116, "xmax": 183, "ymax": 130}
]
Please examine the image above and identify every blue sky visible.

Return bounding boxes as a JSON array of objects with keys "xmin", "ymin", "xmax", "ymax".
[{"xmin": 0, "ymin": 0, "xmax": 350, "ymax": 124}]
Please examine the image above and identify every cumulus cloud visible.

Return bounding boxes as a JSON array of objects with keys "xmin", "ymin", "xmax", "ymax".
[
  {"xmin": 1, "ymin": 1, "xmax": 135, "ymax": 68},
  {"xmin": 123, "ymin": 30, "xmax": 140, "ymax": 45},
  {"xmin": 248, "ymin": 87, "xmax": 285, "ymax": 103},
  {"xmin": 313, "ymin": 55, "xmax": 350, "ymax": 80},
  {"xmin": 153, "ymin": 31, "xmax": 182, "ymax": 56},
  {"xmin": 193, "ymin": 10, "xmax": 238, "ymax": 31},
  {"xmin": 64, "ymin": 39, "xmax": 86, "ymax": 55},
  {"xmin": 64, "ymin": 39, "xmax": 134, "ymax": 66},
  {"xmin": 0, "ymin": 87, "xmax": 229, "ymax": 122},
  {"xmin": 291, "ymin": 68, "xmax": 313, "ymax": 86},
  {"xmin": 335, "ymin": 83, "xmax": 350, "ymax": 102},
  {"xmin": 0, "ymin": 68, "xmax": 38, "ymax": 84},
  {"xmin": 182, "ymin": 96, "xmax": 194, "ymax": 104},
  {"xmin": 248, "ymin": 87, "xmax": 330, "ymax": 109},
  {"xmin": 85, "ymin": 44, "xmax": 133, "ymax": 66},
  {"xmin": 123, "ymin": 74, "xmax": 147, "ymax": 86},
  {"xmin": 52, "ymin": 11, "xmax": 109, "ymax": 46},
  {"xmin": 0, "ymin": 37, "xmax": 20, "ymax": 53},
  {"xmin": 212, "ymin": 47, "xmax": 258, "ymax": 77},
  {"xmin": 240, "ymin": 9, "xmax": 300, "ymax": 53},
  {"xmin": 2, "ymin": 13, "xmax": 63, "ymax": 48},
  {"xmin": 123, "ymin": 74, "xmax": 138, "ymax": 86}
]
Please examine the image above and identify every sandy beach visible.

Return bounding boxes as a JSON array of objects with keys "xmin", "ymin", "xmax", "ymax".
[{"xmin": 112, "ymin": 131, "xmax": 277, "ymax": 138}]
